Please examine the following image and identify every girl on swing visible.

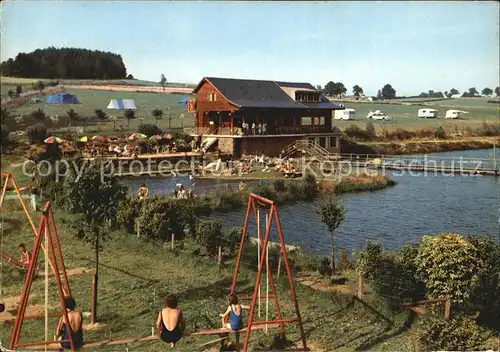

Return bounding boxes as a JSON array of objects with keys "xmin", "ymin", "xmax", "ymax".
[{"xmin": 219, "ymin": 293, "xmax": 250, "ymax": 347}]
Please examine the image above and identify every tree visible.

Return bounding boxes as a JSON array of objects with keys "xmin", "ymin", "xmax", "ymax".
[
  {"xmin": 0, "ymin": 108, "xmax": 10, "ymax": 123},
  {"xmin": 353, "ymin": 85, "xmax": 363, "ymax": 99},
  {"xmin": 35, "ymin": 80, "xmax": 45, "ymax": 94},
  {"xmin": 318, "ymin": 196, "xmax": 346, "ymax": 275},
  {"xmin": 415, "ymin": 233, "xmax": 484, "ymax": 303},
  {"xmin": 124, "ymin": 109, "xmax": 136, "ymax": 127},
  {"xmin": 468, "ymin": 87, "xmax": 478, "ymax": 96},
  {"xmin": 79, "ymin": 116, "xmax": 89, "ymax": 132},
  {"xmin": 66, "ymin": 108, "xmax": 78, "ymax": 132},
  {"xmin": 27, "ymin": 123, "xmax": 47, "ymax": 144},
  {"xmin": 7, "ymin": 89, "xmax": 14, "ymax": 99},
  {"xmin": 15, "ymin": 85, "xmax": 22, "ymax": 96},
  {"xmin": 126, "ymin": 74, "xmax": 134, "ymax": 79},
  {"xmin": 324, "ymin": 81, "xmax": 336, "ymax": 97},
  {"xmin": 495, "ymin": 87, "xmax": 500, "ymax": 96},
  {"xmin": 94, "ymin": 109, "xmax": 107, "ymax": 132},
  {"xmin": 63, "ymin": 161, "xmax": 126, "ymax": 323},
  {"xmin": 151, "ymin": 108, "xmax": 163, "ymax": 126},
  {"xmin": 377, "ymin": 89, "xmax": 382, "ymax": 99},
  {"xmin": 316, "ymin": 85, "xmax": 322, "ymax": 91},
  {"xmin": 160, "ymin": 74, "xmax": 167, "ymax": 93},
  {"xmin": 333, "ymin": 82, "xmax": 347, "ymax": 98},
  {"xmin": 481, "ymin": 87, "xmax": 493, "ymax": 96},
  {"xmin": 381, "ymin": 84, "xmax": 396, "ymax": 99},
  {"xmin": 31, "ymin": 108, "xmax": 46, "ymax": 122},
  {"xmin": 444, "ymin": 91, "xmax": 449, "ymax": 98},
  {"xmin": 0, "ymin": 124, "xmax": 9, "ymax": 147},
  {"xmin": 450, "ymin": 88, "xmax": 459, "ymax": 96}
]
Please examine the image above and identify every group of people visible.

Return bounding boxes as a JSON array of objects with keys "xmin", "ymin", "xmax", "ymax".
[
  {"xmin": 241, "ymin": 121, "xmax": 268, "ymax": 135},
  {"xmin": 35, "ymin": 293, "xmax": 248, "ymax": 350}
]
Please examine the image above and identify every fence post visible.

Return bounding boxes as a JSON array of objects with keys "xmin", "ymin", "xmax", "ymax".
[
  {"xmin": 357, "ymin": 274, "xmax": 364, "ymax": 299},
  {"xmin": 136, "ymin": 220, "xmax": 140, "ymax": 238},
  {"xmin": 444, "ymin": 297, "xmax": 451, "ymax": 320},
  {"xmin": 218, "ymin": 246, "xmax": 222, "ymax": 266},
  {"xmin": 171, "ymin": 233, "xmax": 175, "ymax": 250}
]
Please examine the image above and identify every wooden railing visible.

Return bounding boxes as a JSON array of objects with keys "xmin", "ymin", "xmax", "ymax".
[{"xmin": 193, "ymin": 125, "xmax": 336, "ymax": 136}]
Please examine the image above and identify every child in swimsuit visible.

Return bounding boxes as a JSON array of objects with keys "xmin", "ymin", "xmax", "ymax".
[
  {"xmin": 156, "ymin": 294, "xmax": 186, "ymax": 348},
  {"xmin": 56, "ymin": 296, "xmax": 84, "ymax": 350},
  {"xmin": 219, "ymin": 293, "xmax": 250, "ymax": 347}
]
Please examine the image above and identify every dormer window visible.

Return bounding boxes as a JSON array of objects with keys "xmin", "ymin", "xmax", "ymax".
[
  {"xmin": 207, "ymin": 93, "xmax": 217, "ymax": 101},
  {"xmin": 295, "ymin": 91, "xmax": 321, "ymax": 102}
]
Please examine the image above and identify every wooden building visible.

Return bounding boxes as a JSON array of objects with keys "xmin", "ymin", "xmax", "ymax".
[{"xmin": 192, "ymin": 77, "xmax": 344, "ymax": 156}]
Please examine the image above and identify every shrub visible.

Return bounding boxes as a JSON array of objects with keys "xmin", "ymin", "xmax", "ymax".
[
  {"xmin": 222, "ymin": 227, "xmax": 244, "ymax": 254},
  {"xmin": 136, "ymin": 197, "xmax": 187, "ymax": 241},
  {"xmin": 195, "ymin": 219, "xmax": 223, "ymax": 257},
  {"xmin": 31, "ymin": 108, "xmax": 46, "ymax": 122},
  {"xmin": 246, "ymin": 184, "xmax": 273, "ymax": 200},
  {"xmin": 435, "ymin": 126, "xmax": 446, "ymax": 139},
  {"xmin": 365, "ymin": 121, "xmax": 375, "ymax": 137},
  {"xmin": 116, "ymin": 197, "xmax": 143, "ymax": 233},
  {"xmin": 345, "ymin": 124, "xmax": 373, "ymax": 141},
  {"xmin": 272, "ymin": 179, "xmax": 286, "ymax": 193},
  {"xmin": 416, "ymin": 233, "xmax": 484, "ymax": 303},
  {"xmin": 0, "ymin": 124, "xmax": 9, "ymax": 147},
  {"xmin": 27, "ymin": 123, "xmax": 47, "ymax": 144},
  {"xmin": 138, "ymin": 123, "xmax": 162, "ymax": 137},
  {"xmin": 417, "ymin": 314, "xmax": 491, "ymax": 351},
  {"xmin": 337, "ymin": 249, "xmax": 354, "ymax": 271}
]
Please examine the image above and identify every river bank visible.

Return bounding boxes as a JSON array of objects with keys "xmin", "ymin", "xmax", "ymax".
[{"xmin": 355, "ymin": 136, "xmax": 500, "ymax": 155}]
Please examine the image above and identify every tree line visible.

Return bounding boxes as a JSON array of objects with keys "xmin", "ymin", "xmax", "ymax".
[
  {"xmin": 321, "ymin": 81, "xmax": 500, "ymax": 99},
  {"xmin": 0, "ymin": 47, "xmax": 127, "ymax": 79}
]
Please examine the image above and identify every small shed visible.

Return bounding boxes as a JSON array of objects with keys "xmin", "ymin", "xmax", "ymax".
[
  {"xmin": 45, "ymin": 93, "xmax": 80, "ymax": 104},
  {"xmin": 107, "ymin": 99, "xmax": 137, "ymax": 110}
]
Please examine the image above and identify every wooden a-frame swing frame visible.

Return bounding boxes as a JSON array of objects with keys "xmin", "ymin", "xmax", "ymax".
[
  {"xmin": 231, "ymin": 193, "xmax": 309, "ymax": 352},
  {"xmin": 8, "ymin": 202, "xmax": 74, "ymax": 351}
]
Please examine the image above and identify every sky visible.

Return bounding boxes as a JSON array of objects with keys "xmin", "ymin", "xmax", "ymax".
[{"xmin": 1, "ymin": 1, "xmax": 499, "ymax": 96}]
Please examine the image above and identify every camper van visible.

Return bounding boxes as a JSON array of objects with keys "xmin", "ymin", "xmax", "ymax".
[
  {"xmin": 367, "ymin": 110, "xmax": 392, "ymax": 120},
  {"xmin": 445, "ymin": 110, "xmax": 466, "ymax": 119},
  {"xmin": 333, "ymin": 108, "xmax": 355, "ymax": 120},
  {"xmin": 418, "ymin": 108, "xmax": 439, "ymax": 118}
]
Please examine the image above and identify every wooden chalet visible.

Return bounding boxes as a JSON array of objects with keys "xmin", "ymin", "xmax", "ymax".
[{"xmin": 192, "ymin": 77, "xmax": 344, "ymax": 156}]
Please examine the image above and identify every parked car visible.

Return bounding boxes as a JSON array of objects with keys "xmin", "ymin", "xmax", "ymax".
[{"xmin": 367, "ymin": 110, "xmax": 392, "ymax": 120}]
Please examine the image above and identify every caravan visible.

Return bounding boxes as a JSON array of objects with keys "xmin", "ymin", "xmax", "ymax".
[
  {"xmin": 445, "ymin": 110, "xmax": 467, "ymax": 119},
  {"xmin": 333, "ymin": 108, "xmax": 355, "ymax": 120},
  {"xmin": 418, "ymin": 108, "xmax": 439, "ymax": 118}
]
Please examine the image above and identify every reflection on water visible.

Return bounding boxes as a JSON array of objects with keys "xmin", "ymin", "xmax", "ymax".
[{"xmin": 122, "ymin": 149, "xmax": 499, "ymax": 255}]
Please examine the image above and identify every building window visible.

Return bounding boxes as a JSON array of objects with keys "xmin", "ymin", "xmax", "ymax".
[
  {"xmin": 207, "ymin": 93, "xmax": 217, "ymax": 101},
  {"xmin": 319, "ymin": 137, "xmax": 326, "ymax": 148},
  {"xmin": 329, "ymin": 136, "xmax": 337, "ymax": 148},
  {"xmin": 301, "ymin": 117, "xmax": 312, "ymax": 126}
]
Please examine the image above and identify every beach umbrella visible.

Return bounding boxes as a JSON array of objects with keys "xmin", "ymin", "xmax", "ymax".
[
  {"xmin": 163, "ymin": 133, "xmax": 172, "ymax": 140},
  {"xmin": 92, "ymin": 135, "xmax": 106, "ymax": 142},
  {"xmin": 44, "ymin": 136, "xmax": 64, "ymax": 144},
  {"xmin": 128, "ymin": 133, "xmax": 147, "ymax": 141},
  {"xmin": 79, "ymin": 136, "xmax": 89, "ymax": 142}
]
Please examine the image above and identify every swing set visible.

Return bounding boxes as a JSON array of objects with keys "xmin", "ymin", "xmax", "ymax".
[{"xmin": 2, "ymin": 190, "xmax": 309, "ymax": 351}]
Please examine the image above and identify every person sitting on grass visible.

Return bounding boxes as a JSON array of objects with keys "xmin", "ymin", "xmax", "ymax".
[
  {"xmin": 56, "ymin": 296, "xmax": 84, "ymax": 351},
  {"xmin": 156, "ymin": 294, "xmax": 186, "ymax": 348},
  {"xmin": 19, "ymin": 244, "xmax": 31, "ymax": 268},
  {"xmin": 219, "ymin": 293, "xmax": 250, "ymax": 347}
]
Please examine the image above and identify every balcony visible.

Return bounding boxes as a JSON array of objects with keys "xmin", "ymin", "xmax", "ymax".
[{"xmin": 194, "ymin": 125, "xmax": 335, "ymax": 136}]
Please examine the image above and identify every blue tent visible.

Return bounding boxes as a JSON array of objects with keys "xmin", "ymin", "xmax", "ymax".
[{"xmin": 45, "ymin": 93, "xmax": 80, "ymax": 104}]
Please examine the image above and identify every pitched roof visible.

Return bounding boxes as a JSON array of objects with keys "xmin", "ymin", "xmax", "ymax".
[{"xmin": 194, "ymin": 77, "xmax": 342, "ymax": 110}]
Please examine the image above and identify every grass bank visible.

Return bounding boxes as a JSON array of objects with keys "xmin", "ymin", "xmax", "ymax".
[{"xmin": 0, "ymin": 204, "xmax": 415, "ymax": 351}]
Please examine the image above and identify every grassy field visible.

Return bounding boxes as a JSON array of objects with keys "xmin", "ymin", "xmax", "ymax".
[
  {"xmin": 0, "ymin": 198, "xmax": 416, "ymax": 351},
  {"xmin": 330, "ymin": 98, "xmax": 499, "ymax": 132},
  {"xmin": 4, "ymin": 89, "xmax": 195, "ymax": 134}
]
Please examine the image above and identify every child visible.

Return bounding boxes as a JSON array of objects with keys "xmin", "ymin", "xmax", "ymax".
[{"xmin": 219, "ymin": 293, "xmax": 250, "ymax": 347}]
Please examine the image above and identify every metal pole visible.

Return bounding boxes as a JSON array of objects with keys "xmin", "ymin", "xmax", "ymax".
[
  {"xmin": 257, "ymin": 208, "xmax": 261, "ymax": 318},
  {"xmin": 44, "ymin": 223, "xmax": 49, "ymax": 351}
]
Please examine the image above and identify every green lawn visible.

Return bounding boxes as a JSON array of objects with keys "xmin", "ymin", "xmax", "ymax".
[
  {"xmin": 0, "ymin": 204, "xmax": 415, "ymax": 351},
  {"xmin": 4, "ymin": 89, "xmax": 196, "ymax": 135},
  {"xmin": 331, "ymin": 99, "xmax": 499, "ymax": 132}
]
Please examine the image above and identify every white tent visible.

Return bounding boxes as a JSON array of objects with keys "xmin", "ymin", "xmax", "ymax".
[{"xmin": 107, "ymin": 99, "xmax": 137, "ymax": 110}]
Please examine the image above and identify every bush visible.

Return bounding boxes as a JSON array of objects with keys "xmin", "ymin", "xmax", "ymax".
[
  {"xmin": 417, "ymin": 314, "xmax": 491, "ymax": 351},
  {"xmin": 345, "ymin": 124, "xmax": 374, "ymax": 141},
  {"xmin": 435, "ymin": 126, "xmax": 446, "ymax": 139},
  {"xmin": 318, "ymin": 257, "xmax": 332, "ymax": 276},
  {"xmin": 272, "ymin": 179, "xmax": 286, "ymax": 193},
  {"xmin": 138, "ymin": 123, "xmax": 162, "ymax": 137},
  {"xmin": 222, "ymin": 227, "xmax": 244, "ymax": 254},
  {"xmin": 416, "ymin": 233, "xmax": 484, "ymax": 303},
  {"xmin": 365, "ymin": 121, "xmax": 375, "ymax": 137},
  {"xmin": 136, "ymin": 197, "xmax": 187, "ymax": 241},
  {"xmin": 337, "ymin": 249, "xmax": 354, "ymax": 271},
  {"xmin": 195, "ymin": 219, "xmax": 223, "ymax": 257},
  {"xmin": 31, "ymin": 108, "xmax": 46, "ymax": 122},
  {"xmin": 0, "ymin": 124, "xmax": 9, "ymax": 147},
  {"xmin": 116, "ymin": 197, "xmax": 143, "ymax": 233},
  {"xmin": 27, "ymin": 123, "xmax": 47, "ymax": 144}
]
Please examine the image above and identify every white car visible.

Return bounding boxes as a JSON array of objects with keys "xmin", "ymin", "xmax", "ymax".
[{"xmin": 367, "ymin": 110, "xmax": 392, "ymax": 120}]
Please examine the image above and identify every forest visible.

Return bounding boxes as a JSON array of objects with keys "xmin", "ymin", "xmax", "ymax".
[{"xmin": 0, "ymin": 47, "xmax": 127, "ymax": 79}]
